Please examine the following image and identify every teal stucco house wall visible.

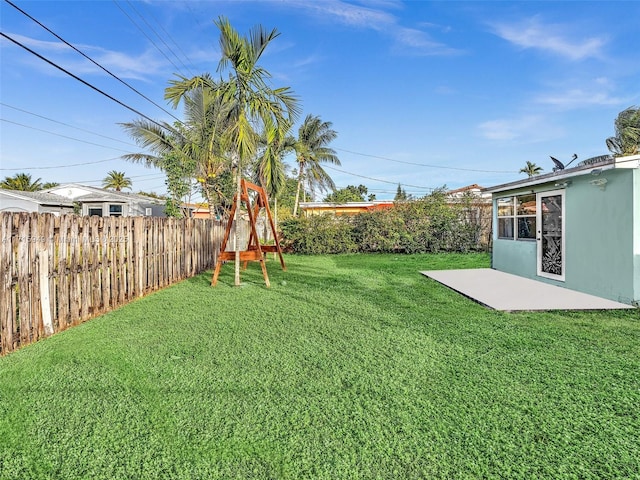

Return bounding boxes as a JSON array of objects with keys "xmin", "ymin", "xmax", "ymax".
[{"xmin": 485, "ymin": 154, "xmax": 640, "ymax": 305}]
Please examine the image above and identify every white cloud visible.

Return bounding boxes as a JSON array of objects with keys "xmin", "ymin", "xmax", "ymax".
[
  {"xmin": 1, "ymin": 32, "xmax": 170, "ymax": 81},
  {"xmin": 2, "ymin": 33, "xmax": 71, "ymax": 53},
  {"xmin": 92, "ymin": 49, "xmax": 168, "ymax": 80},
  {"xmin": 478, "ymin": 119, "xmax": 521, "ymax": 141},
  {"xmin": 477, "ymin": 115, "xmax": 564, "ymax": 142},
  {"xmin": 534, "ymin": 77, "xmax": 628, "ymax": 109},
  {"xmin": 293, "ymin": 53, "xmax": 324, "ymax": 68},
  {"xmin": 393, "ymin": 27, "xmax": 460, "ymax": 56},
  {"xmin": 536, "ymin": 88, "xmax": 624, "ymax": 108},
  {"xmin": 293, "ymin": 0, "xmax": 395, "ymax": 29},
  {"xmin": 350, "ymin": 0, "xmax": 404, "ymax": 10},
  {"xmin": 491, "ymin": 16, "xmax": 606, "ymax": 60},
  {"xmin": 284, "ymin": 0, "xmax": 460, "ymax": 56}
]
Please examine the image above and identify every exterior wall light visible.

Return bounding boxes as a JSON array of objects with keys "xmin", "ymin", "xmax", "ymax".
[{"xmin": 589, "ymin": 178, "xmax": 608, "ymax": 190}]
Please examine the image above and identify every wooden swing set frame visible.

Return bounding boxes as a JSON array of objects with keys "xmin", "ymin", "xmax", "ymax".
[{"xmin": 211, "ymin": 179, "xmax": 285, "ymax": 288}]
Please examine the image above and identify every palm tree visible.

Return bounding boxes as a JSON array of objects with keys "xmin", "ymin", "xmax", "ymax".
[
  {"xmin": 606, "ymin": 106, "xmax": 640, "ymax": 156},
  {"xmin": 253, "ymin": 117, "xmax": 295, "ymax": 236},
  {"xmin": 102, "ymin": 171, "xmax": 132, "ymax": 191},
  {"xmin": 292, "ymin": 114, "xmax": 340, "ymax": 217},
  {"xmin": 167, "ymin": 16, "xmax": 299, "ymax": 285},
  {"xmin": 254, "ymin": 117, "xmax": 292, "ymax": 198},
  {"xmin": 519, "ymin": 161, "xmax": 543, "ymax": 177},
  {"xmin": 0, "ymin": 173, "xmax": 44, "ymax": 191},
  {"xmin": 122, "ymin": 76, "xmax": 234, "ymax": 217}
]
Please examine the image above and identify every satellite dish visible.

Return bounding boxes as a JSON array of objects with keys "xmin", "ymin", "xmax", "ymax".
[
  {"xmin": 550, "ymin": 154, "xmax": 578, "ymax": 172},
  {"xmin": 550, "ymin": 156, "xmax": 564, "ymax": 171}
]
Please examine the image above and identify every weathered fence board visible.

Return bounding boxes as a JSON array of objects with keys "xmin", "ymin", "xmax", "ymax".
[{"xmin": 0, "ymin": 213, "xmax": 223, "ymax": 355}]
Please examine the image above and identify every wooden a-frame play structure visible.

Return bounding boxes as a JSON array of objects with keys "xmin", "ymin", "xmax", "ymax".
[{"xmin": 211, "ymin": 179, "xmax": 285, "ymax": 287}]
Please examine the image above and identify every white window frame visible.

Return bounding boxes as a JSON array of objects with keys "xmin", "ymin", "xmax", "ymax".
[
  {"xmin": 108, "ymin": 204, "xmax": 123, "ymax": 217},
  {"xmin": 87, "ymin": 206, "xmax": 103, "ymax": 217},
  {"xmin": 496, "ymin": 196, "xmax": 515, "ymax": 239},
  {"xmin": 496, "ymin": 195, "xmax": 537, "ymax": 241}
]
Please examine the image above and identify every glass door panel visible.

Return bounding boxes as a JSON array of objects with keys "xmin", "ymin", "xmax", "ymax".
[{"xmin": 537, "ymin": 191, "xmax": 565, "ymax": 280}]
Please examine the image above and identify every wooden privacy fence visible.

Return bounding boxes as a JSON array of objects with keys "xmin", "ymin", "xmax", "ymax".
[{"xmin": 0, "ymin": 213, "xmax": 224, "ymax": 355}]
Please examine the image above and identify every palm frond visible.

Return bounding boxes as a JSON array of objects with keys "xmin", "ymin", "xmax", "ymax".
[{"xmin": 165, "ymin": 74, "xmax": 216, "ymax": 109}]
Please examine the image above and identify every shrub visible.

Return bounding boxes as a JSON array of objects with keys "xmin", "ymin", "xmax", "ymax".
[
  {"xmin": 280, "ymin": 192, "xmax": 490, "ymax": 254},
  {"xmin": 351, "ymin": 210, "xmax": 404, "ymax": 252},
  {"xmin": 279, "ymin": 215, "xmax": 357, "ymax": 254}
]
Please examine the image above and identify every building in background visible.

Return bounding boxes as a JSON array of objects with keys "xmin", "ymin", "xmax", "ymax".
[
  {"xmin": 0, "ymin": 189, "xmax": 75, "ymax": 215},
  {"xmin": 45, "ymin": 184, "xmax": 165, "ymax": 217}
]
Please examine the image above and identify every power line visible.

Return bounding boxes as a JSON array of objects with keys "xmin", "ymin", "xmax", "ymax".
[
  {"xmin": 0, "ymin": 31, "xmax": 171, "ymax": 132},
  {"xmin": 72, "ymin": 173, "xmax": 165, "ymax": 185},
  {"xmin": 324, "ymin": 165, "xmax": 437, "ymax": 192},
  {"xmin": 184, "ymin": 2, "xmax": 204, "ymax": 31},
  {"xmin": 335, "ymin": 185, "xmax": 427, "ymax": 194},
  {"xmin": 113, "ymin": 0, "xmax": 187, "ymax": 79},
  {"xmin": 3, "ymin": 0, "xmax": 183, "ymax": 124},
  {"xmin": 137, "ymin": 2, "xmax": 198, "ymax": 74},
  {"xmin": 1, "ymin": 102, "xmax": 139, "ymax": 147},
  {"xmin": 0, "ymin": 156, "xmax": 125, "ymax": 171},
  {"xmin": 335, "ymin": 147, "xmax": 517, "ymax": 174},
  {"xmin": 1, "ymin": 118, "xmax": 133, "ymax": 153},
  {"xmin": 124, "ymin": 0, "xmax": 196, "ymax": 77}
]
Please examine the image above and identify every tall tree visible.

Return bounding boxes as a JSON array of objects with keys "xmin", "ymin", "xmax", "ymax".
[
  {"xmin": 102, "ymin": 171, "xmax": 132, "ymax": 191},
  {"xmin": 254, "ymin": 116, "xmax": 293, "ymax": 201},
  {"xmin": 394, "ymin": 183, "xmax": 409, "ymax": 201},
  {"xmin": 253, "ymin": 117, "xmax": 296, "ymax": 233},
  {"xmin": 519, "ymin": 161, "xmax": 543, "ymax": 177},
  {"xmin": 122, "ymin": 76, "xmax": 234, "ymax": 217},
  {"xmin": 166, "ymin": 16, "xmax": 299, "ymax": 285},
  {"xmin": 0, "ymin": 173, "xmax": 48, "ymax": 191},
  {"xmin": 324, "ymin": 184, "xmax": 369, "ymax": 203},
  {"xmin": 292, "ymin": 114, "xmax": 340, "ymax": 216},
  {"xmin": 606, "ymin": 106, "xmax": 640, "ymax": 156},
  {"xmin": 162, "ymin": 151, "xmax": 195, "ymax": 217}
]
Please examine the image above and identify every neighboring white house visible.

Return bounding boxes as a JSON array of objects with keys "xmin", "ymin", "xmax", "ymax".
[
  {"xmin": 45, "ymin": 184, "xmax": 165, "ymax": 217},
  {"xmin": 0, "ymin": 188, "xmax": 75, "ymax": 214}
]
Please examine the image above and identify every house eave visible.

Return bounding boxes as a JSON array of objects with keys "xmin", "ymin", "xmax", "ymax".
[{"xmin": 482, "ymin": 156, "xmax": 639, "ymax": 195}]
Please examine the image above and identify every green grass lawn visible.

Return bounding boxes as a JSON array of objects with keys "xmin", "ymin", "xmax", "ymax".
[{"xmin": 1, "ymin": 253, "xmax": 639, "ymax": 479}]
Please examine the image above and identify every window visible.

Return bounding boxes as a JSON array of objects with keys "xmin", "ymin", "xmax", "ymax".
[
  {"xmin": 145, "ymin": 207, "xmax": 152, "ymax": 216},
  {"xmin": 497, "ymin": 195, "xmax": 537, "ymax": 241},
  {"xmin": 109, "ymin": 204, "xmax": 123, "ymax": 217},
  {"xmin": 516, "ymin": 194, "xmax": 536, "ymax": 240},
  {"xmin": 88, "ymin": 207, "xmax": 103, "ymax": 216},
  {"xmin": 497, "ymin": 197, "xmax": 514, "ymax": 239}
]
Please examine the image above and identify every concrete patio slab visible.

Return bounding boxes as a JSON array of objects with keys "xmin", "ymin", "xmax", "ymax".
[{"xmin": 420, "ymin": 268, "xmax": 635, "ymax": 312}]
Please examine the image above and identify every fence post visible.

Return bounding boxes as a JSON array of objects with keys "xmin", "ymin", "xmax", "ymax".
[
  {"xmin": 38, "ymin": 248, "xmax": 54, "ymax": 336},
  {"xmin": 0, "ymin": 213, "xmax": 14, "ymax": 354}
]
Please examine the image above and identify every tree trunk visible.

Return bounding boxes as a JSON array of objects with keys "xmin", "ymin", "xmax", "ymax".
[
  {"xmin": 274, "ymin": 197, "xmax": 278, "ymax": 233},
  {"xmin": 234, "ymin": 160, "xmax": 241, "ymax": 286},
  {"xmin": 292, "ymin": 164, "xmax": 304, "ymax": 217},
  {"xmin": 273, "ymin": 197, "xmax": 278, "ymax": 260},
  {"xmin": 202, "ymin": 184, "xmax": 217, "ymax": 219}
]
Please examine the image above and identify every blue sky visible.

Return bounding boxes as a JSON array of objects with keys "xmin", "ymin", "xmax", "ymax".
[{"xmin": 1, "ymin": 0, "xmax": 638, "ymax": 200}]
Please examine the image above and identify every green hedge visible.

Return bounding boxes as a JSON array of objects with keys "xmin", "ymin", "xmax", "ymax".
[
  {"xmin": 280, "ymin": 193, "xmax": 491, "ymax": 255},
  {"xmin": 279, "ymin": 214, "xmax": 358, "ymax": 254}
]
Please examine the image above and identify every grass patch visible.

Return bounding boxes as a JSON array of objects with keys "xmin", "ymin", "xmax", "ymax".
[{"xmin": 1, "ymin": 253, "xmax": 639, "ymax": 479}]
